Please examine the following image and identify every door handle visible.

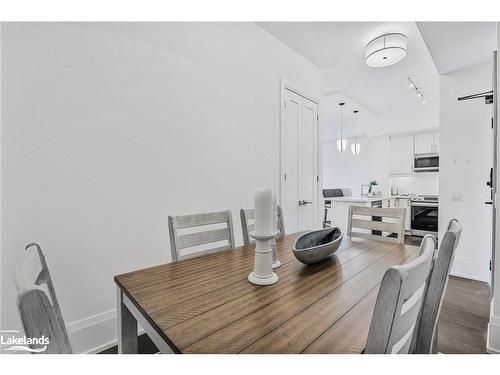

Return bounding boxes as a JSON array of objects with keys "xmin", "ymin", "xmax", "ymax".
[
  {"xmin": 299, "ymin": 200, "xmax": 313, "ymax": 206},
  {"xmin": 485, "ymin": 201, "xmax": 493, "ymax": 205}
]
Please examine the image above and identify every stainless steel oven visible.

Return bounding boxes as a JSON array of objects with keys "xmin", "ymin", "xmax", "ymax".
[
  {"xmin": 411, "ymin": 196, "xmax": 438, "ymax": 236},
  {"xmin": 414, "ymin": 153, "xmax": 439, "ymax": 172}
]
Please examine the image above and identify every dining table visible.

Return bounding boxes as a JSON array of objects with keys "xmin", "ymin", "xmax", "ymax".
[{"xmin": 114, "ymin": 232, "xmax": 419, "ymax": 354}]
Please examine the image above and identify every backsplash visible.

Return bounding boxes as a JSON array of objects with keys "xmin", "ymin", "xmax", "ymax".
[{"xmin": 390, "ymin": 173, "xmax": 439, "ymax": 195}]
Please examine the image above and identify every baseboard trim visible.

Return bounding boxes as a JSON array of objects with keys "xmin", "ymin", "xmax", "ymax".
[
  {"xmin": 487, "ymin": 300, "xmax": 500, "ymax": 354},
  {"xmin": 66, "ymin": 308, "xmax": 144, "ymax": 353},
  {"xmin": 85, "ymin": 328, "xmax": 145, "ymax": 354},
  {"xmin": 450, "ymin": 270, "xmax": 490, "ymax": 284},
  {"xmin": 450, "ymin": 256, "xmax": 491, "ymax": 284},
  {"xmin": 487, "ymin": 321, "xmax": 500, "ymax": 354},
  {"xmin": 67, "ymin": 308, "xmax": 116, "ymax": 333}
]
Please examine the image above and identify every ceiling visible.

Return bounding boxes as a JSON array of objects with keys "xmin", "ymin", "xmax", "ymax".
[
  {"xmin": 417, "ymin": 22, "xmax": 496, "ymax": 75},
  {"xmin": 258, "ymin": 22, "xmax": 440, "ymax": 137},
  {"xmin": 258, "ymin": 22, "xmax": 419, "ymax": 70}
]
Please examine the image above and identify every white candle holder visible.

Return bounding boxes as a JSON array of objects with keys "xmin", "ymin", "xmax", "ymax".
[
  {"xmin": 271, "ymin": 234, "xmax": 281, "ymax": 269},
  {"xmin": 248, "ymin": 230, "xmax": 279, "ymax": 285}
]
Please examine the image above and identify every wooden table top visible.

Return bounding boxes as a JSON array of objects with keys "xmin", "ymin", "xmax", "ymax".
[{"xmin": 114, "ymin": 233, "xmax": 419, "ymax": 354}]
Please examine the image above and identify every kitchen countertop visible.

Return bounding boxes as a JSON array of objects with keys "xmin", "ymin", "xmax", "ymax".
[
  {"xmin": 328, "ymin": 196, "xmax": 391, "ymax": 203},
  {"xmin": 326, "ymin": 195, "xmax": 414, "ymax": 203}
]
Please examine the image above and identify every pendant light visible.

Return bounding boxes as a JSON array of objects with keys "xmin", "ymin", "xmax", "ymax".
[
  {"xmin": 351, "ymin": 110, "xmax": 361, "ymax": 155},
  {"xmin": 336, "ymin": 102, "xmax": 347, "ymax": 152}
]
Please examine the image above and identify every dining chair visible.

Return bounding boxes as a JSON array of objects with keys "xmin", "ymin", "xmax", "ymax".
[
  {"xmin": 14, "ymin": 243, "xmax": 72, "ymax": 354},
  {"xmin": 347, "ymin": 206, "xmax": 406, "ymax": 244},
  {"xmin": 168, "ymin": 210, "xmax": 235, "ymax": 262},
  {"xmin": 364, "ymin": 234, "xmax": 436, "ymax": 354},
  {"xmin": 240, "ymin": 205, "xmax": 285, "ymax": 246},
  {"xmin": 322, "ymin": 188, "xmax": 346, "ymax": 228},
  {"xmin": 411, "ymin": 219, "xmax": 462, "ymax": 354}
]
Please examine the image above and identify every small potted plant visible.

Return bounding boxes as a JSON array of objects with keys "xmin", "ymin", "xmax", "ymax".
[{"xmin": 369, "ymin": 180, "xmax": 378, "ymax": 195}]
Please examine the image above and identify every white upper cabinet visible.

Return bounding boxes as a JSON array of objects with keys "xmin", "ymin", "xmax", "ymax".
[
  {"xmin": 414, "ymin": 132, "xmax": 439, "ymax": 154},
  {"xmin": 389, "ymin": 135, "xmax": 414, "ymax": 175},
  {"xmin": 414, "ymin": 133, "xmax": 434, "ymax": 154}
]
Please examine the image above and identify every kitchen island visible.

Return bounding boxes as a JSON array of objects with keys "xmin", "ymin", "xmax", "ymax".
[
  {"xmin": 328, "ymin": 196, "xmax": 390, "ymax": 235},
  {"xmin": 325, "ymin": 195, "xmax": 411, "ymax": 235}
]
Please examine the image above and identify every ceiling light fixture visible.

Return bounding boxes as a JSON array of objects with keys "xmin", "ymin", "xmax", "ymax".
[
  {"xmin": 408, "ymin": 77, "xmax": 426, "ymax": 104},
  {"xmin": 365, "ymin": 33, "xmax": 407, "ymax": 68},
  {"xmin": 336, "ymin": 102, "xmax": 347, "ymax": 152},
  {"xmin": 351, "ymin": 110, "xmax": 361, "ymax": 155}
]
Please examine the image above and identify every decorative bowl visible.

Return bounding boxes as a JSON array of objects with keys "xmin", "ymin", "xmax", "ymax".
[{"xmin": 292, "ymin": 228, "xmax": 343, "ymax": 265}]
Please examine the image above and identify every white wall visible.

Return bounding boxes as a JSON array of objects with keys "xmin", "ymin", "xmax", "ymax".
[
  {"xmin": 0, "ymin": 22, "xmax": 321, "ymax": 353},
  {"xmin": 323, "ymin": 137, "xmax": 372, "ymax": 193},
  {"xmin": 322, "ymin": 136, "xmax": 391, "ymax": 195},
  {"xmin": 439, "ymin": 61, "xmax": 493, "ymax": 283}
]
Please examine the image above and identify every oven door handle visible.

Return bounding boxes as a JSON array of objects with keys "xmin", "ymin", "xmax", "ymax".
[
  {"xmin": 410, "ymin": 202, "xmax": 438, "ymax": 207},
  {"xmin": 414, "ymin": 167, "xmax": 439, "ymax": 172}
]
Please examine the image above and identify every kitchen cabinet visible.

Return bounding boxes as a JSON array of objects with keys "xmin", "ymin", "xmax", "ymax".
[
  {"xmin": 414, "ymin": 132, "xmax": 439, "ymax": 154},
  {"xmin": 389, "ymin": 135, "xmax": 414, "ymax": 175}
]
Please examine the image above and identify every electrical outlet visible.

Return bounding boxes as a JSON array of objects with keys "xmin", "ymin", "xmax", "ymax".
[{"xmin": 450, "ymin": 192, "xmax": 462, "ymax": 201}]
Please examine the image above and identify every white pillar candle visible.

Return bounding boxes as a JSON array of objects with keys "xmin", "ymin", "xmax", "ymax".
[
  {"xmin": 272, "ymin": 192, "xmax": 278, "ymax": 232},
  {"xmin": 254, "ymin": 187, "xmax": 273, "ymax": 235}
]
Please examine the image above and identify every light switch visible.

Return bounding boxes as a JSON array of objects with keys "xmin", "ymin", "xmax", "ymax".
[{"xmin": 450, "ymin": 192, "xmax": 462, "ymax": 201}]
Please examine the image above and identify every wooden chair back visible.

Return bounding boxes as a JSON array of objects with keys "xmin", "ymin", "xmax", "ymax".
[
  {"xmin": 168, "ymin": 210, "xmax": 235, "ymax": 262},
  {"xmin": 14, "ymin": 243, "xmax": 72, "ymax": 354},
  {"xmin": 364, "ymin": 235, "xmax": 436, "ymax": 354},
  {"xmin": 240, "ymin": 205, "xmax": 285, "ymax": 246},
  {"xmin": 411, "ymin": 219, "xmax": 462, "ymax": 353},
  {"xmin": 347, "ymin": 206, "xmax": 406, "ymax": 244}
]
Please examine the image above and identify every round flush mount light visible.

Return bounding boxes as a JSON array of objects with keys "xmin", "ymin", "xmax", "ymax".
[{"xmin": 365, "ymin": 33, "xmax": 407, "ymax": 68}]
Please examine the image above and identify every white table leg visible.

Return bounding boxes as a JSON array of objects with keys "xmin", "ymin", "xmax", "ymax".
[{"xmin": 117, "ymin": 286, "xmax": 138, "ymax": 354}]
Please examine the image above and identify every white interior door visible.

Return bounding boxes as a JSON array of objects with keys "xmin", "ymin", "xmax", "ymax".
[
  {"xmin": 281, "ymin": 87, "xmax": 318, "ymax": 233},
  {"xmin": 298, "ymin": 98, "xmax": 318, "ymax": 231},
  {"xmin": 282, "ymin": 89, "xmax": 300, "ymax": 233}
]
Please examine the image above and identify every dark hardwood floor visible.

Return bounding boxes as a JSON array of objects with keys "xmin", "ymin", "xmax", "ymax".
[
  {"xmin": 438, "ymin": 276, "xmax": 490, "ymax": 353},
  {"xmin": 100, "ymin": 236, "xmax": 491, "ymax": 354},
  {"xmin": 100, "ymin": 332, "xmax": 158, "ymax": 354},
  {"xmin": 405, "ymin": 235, "xmax": 491, "ymax": 354}
]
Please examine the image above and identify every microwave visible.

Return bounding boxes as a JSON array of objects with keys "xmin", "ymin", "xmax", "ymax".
[{"xmin": 414, "ymin": 153, "xmax": 439, "ymax": 172}]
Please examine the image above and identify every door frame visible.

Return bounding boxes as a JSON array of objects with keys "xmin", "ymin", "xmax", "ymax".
[
  {"xmin": 489, "ymin": 49, "xmax": 500, "ymax": 354},
  {"xmin": 279, "ymin": 79, "xmax": 321, "ymax": 230}
]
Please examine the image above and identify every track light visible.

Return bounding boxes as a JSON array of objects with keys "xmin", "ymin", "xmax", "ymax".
[{"xmin": 408, "ymin": 77, "xmax": 425, "ymax": 104}]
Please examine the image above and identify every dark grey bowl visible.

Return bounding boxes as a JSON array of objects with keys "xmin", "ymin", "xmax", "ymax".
[{"xmin": 292, "ymin": 228, "xmax": 343, "ymax": 265}]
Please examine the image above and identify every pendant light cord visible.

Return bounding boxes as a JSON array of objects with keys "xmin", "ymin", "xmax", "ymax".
[
  {"xmin": 353, "ymin": 110, "xmax": 358, "ymax": 145},
  {"xmin": 353, "ymin": 112, "xmax": 356, "ymax": 145},
  {"xmin": 339, "ymin": 102, "xmax": 345, "ymax": 147}
]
